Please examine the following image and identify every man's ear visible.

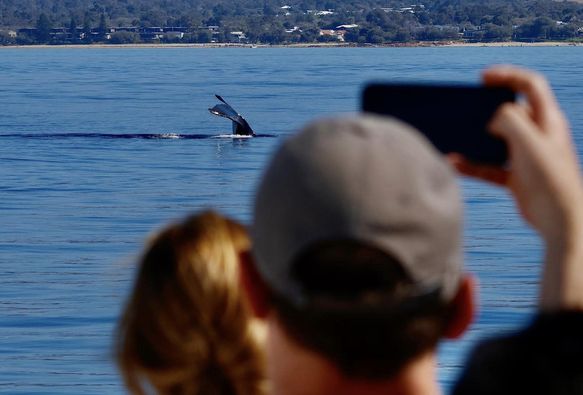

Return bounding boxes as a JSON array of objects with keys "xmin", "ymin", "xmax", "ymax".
[
  {"xmin": 444, "ymin": 274, "xmax": 476, "ymax": 339},
  {"xmin": 239, "ymin": 250, "xmax": 270, "ymax": 319}
]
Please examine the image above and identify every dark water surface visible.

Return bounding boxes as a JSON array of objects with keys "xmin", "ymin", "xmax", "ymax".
[{"xmin": 2, "ymin": 47, "xmax": 583, "ymax": 394}]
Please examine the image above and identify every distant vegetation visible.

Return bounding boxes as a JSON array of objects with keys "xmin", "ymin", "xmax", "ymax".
[{"xmin": 2, "ymin": 0, "xmax": 583, "ymax": 45}]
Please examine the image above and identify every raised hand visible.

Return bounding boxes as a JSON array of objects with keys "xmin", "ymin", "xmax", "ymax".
[{"xmin": 450, "ymin": 66, "xmax": 583, "ymax": 311}]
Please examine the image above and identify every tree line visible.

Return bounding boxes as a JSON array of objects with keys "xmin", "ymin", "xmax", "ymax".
[{"xmin": 2, "ymin": 0, "xmax": 583, "ymax": 45}]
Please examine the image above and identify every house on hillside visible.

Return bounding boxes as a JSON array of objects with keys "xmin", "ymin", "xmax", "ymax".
[
  {"xmin": 141, "ymin": 27, "xmax": 164, "ymax": 41},
  {"xmin": 382, "ymin": 5, "xmax": 424, "ymax": 13},
  {"xmin": 319, "ymin": 29, "xmax": 346, "ymax": 41},
  {"xmin": 336, "ymin": 24, "xmax": 358, "ymax": 29},
  {"xmin": 308, "ymin": 9, "xmax": 334, "ymax": 16},
  {"xmin": 230, "ymin": 31, "xmax": 247, "ymax": 42}
]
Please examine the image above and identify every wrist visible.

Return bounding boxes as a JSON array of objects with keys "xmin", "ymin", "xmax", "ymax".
[{"xmin": 540, "ymin": 214, "xmax": 583, "ymax": 312}]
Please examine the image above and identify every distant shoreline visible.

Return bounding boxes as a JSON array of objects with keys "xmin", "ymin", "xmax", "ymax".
[{"xmin": 1, "ymin": 41, "xmax": 582, "ymax": 49}]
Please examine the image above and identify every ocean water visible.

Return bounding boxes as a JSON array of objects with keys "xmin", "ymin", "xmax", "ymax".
[{"xmin": 1, "ymin": 46, "xmax": 583, "ymax": 394}]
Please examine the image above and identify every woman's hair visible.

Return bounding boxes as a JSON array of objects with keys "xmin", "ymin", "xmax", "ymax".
[{"xmin": 116, "ymin": 211, "xmax": 265, "ymax": 395}]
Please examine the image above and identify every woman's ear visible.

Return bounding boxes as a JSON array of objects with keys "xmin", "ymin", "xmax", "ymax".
[
  {"xmin": 444, "ymin": 274, "xmax": 477, "ymax": 339},
  {"xmin": 239, "ymin": 250, "xmax": 270, "ymax": 319}
]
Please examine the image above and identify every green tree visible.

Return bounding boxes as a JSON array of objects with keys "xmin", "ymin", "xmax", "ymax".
[
  {"xmin": 483, "ymin": 23, "xmax": 512, "ymax": 41},
  {"xmin": 83, "ymin": 12, "xmax": 92, "ymax": 42},
  {"xmin": 263, "ymin": 2, "xmax": 276, "ymax": 16},
  {"xmin": 516, "ymin": 17, "xmax": 554, "ymax": 40},
  {"xmin": 36, "ymin": 13, "xmax": 52, "ymax": 43},
  {"xmin": 110, "ymin": 31, "xmax": 140, "ymax": 44},
  {"xmin": 140, "ymin": 10, "xmax": 166, "ymax": 27},
  {"xmin": 98, "ymin": 13, "xmax": 108, "ymax": 41},
  {"xmin": 366, "ymin": 9, "xmax": 391, "ymax": 30},
  {"xmin": 299, "ymin": 27, "xmax": 319, "ymax": 43},
  {"xmin": 366, "ymin": 26, "xmax": 384, "ymax": 44},
  {"xmin": 69, "ymin": 17, "xmax": 78, "ymax": 41},
  {"xmin": 196, "ymin": 29, "xmax": 212, "ymax": 43},
  {"xmin": 417, "ymin": 26, "xmax": 459, "ymax": 41},
  {"xmin": 394, "ymin": 28, "xmax": 413, "ymax": 42}
]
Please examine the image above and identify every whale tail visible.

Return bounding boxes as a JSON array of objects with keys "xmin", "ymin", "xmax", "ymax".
[{"xmin": 208, "ymin": 95, "xmax": 255, "ymax": 136}]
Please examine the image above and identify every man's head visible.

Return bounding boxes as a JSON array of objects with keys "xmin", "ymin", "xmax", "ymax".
[{"xmin": 250, "ymin": 115, "xmax": 470, "ymax": 379}]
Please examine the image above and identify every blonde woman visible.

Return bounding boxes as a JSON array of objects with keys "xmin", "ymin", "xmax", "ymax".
[{"xmin": 116, "ymin": 211, "xmax": 265, "ymax": 395}]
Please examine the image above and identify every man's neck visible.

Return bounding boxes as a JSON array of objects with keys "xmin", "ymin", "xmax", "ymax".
[{"xmin": 266, "ymin": 317, "xmax": 442, "ymax": 395}]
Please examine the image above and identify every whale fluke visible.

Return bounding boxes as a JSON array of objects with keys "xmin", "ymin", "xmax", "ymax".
[{"xmin": 208, "ymin": 95, "xmax": 255, "ymax": 136}]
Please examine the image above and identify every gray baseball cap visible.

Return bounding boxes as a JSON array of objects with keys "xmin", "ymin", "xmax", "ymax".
[{"xmin": 252, "ymin": 115, "xmax": 463, "ymax": 308}]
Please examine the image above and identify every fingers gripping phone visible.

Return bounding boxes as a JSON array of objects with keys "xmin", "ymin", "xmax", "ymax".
[{"xmin": 362, "ymin": 83, "xmax": 516, "ymax": 165}]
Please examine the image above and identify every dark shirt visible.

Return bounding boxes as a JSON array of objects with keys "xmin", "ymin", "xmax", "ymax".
[{"xmin": 453, "ymin": 311, "xmax": 583, "ymax": 395}]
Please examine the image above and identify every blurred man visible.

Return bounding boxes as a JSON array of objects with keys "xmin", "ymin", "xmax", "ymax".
[{"xmin": 242, "ymin": 66, "xmax": 583, "ymax": 395}]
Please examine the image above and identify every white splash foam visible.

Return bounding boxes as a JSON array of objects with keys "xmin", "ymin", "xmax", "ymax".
[
  {"xmin": 213, "ymin": 134, "xmax": 254, "ymax": 139},
  {"xmin": 159, "ymin": 133, "xmax": 181, "ymax": 139}
]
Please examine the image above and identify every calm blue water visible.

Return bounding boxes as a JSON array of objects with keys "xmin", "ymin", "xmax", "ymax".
[{"xmin": 1, "ymin": 46, "xmax": 583, "ymax": 394}]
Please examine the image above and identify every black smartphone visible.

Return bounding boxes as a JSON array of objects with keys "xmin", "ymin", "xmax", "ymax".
[{"xmin": 361, "ymin": 83, "xmax": 516, "ymax": 165}]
